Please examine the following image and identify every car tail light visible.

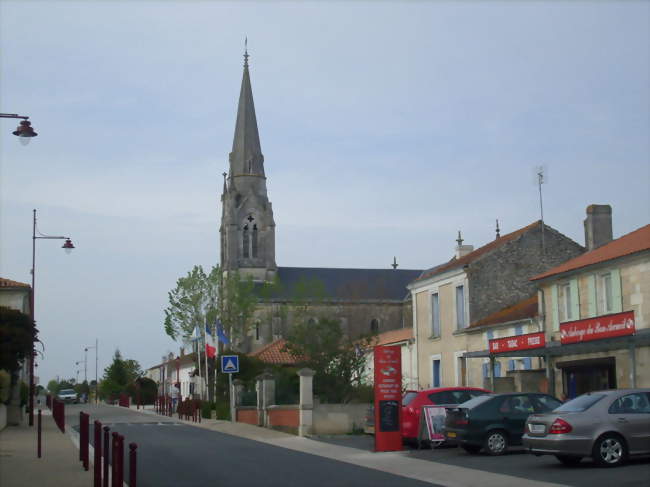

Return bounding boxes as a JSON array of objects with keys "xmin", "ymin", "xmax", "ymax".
[{"xmin": 549, "ymin": 418, "xmax": 572, "ymax": 434}]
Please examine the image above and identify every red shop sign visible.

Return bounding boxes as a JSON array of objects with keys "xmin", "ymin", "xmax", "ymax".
[
  {"xmin": 489, "ymin": 332, "xmax": 546, "ymax": 354},
  {"xmin": 374, "ymin": 345, "xmax": 402, "ymax": 452},
  {"xmin": 560, "ymin": 310, "xmax": 635, "ymax": 345}
]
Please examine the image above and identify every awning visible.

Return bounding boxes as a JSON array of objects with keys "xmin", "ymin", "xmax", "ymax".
[{"xmin": 463, "ymin": 328, "xmax": 650, "ymax": 359}]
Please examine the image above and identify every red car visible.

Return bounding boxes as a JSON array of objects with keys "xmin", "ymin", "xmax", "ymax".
[{"xmin": 402, "ymin": 387, "xmax": 490, "ymax": 442}]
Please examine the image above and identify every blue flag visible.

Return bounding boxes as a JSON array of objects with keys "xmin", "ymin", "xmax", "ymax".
[
  {"xmin": 205, "ymin": 322, "xmax": 212, "ymax": 336},
  {"xmin": 216, "ymin": 320, "xmax": 230, "ymax": 345}
]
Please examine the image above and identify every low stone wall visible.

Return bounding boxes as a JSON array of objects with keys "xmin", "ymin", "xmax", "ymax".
[
  {"xmin": 0, "ymin": 404, "xmax": 6, "ymax": 431},
  {"xmin": 267, "ymin": 405, "xmax": 299, "ymax": 434},
  {"xmin": 236, "ymin": 407, "xmax": 258, "ymax": 425},
  {"xmin": 312, "ymin": 403, "xmax": 370, "ymax": 435}
]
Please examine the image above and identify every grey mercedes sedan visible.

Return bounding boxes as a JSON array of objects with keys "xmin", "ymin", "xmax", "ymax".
[{"xmin": 523, "ymin": 389, "xmax": 650, "ymax": 467}]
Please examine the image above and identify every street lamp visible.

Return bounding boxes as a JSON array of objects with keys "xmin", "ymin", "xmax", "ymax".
[
  {"xmin": 30, "ymin": 209, "xmax": 75, "ymax": 426},
  {"xmin": 0, "ymin": 113, "xmax": 38, "ymax": 145},
  {"xmin": 84, "ymin": 340, "xmax": 98, "ymax": 404}
]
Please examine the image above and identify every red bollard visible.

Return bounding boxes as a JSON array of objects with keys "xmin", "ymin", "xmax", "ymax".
[
  {"xmin": 80, "ymin": 412, "xmax": 89, "ymax": 470},
  {"xmin": 37, "ymin": 409, "xmax": 42, "ymax": 458},
  {"xmin": 94, "ymin": 421, "xmax": 102, "ymax": 487},
  {"xmin": 111, "ymin": 432, "xmax": 118, "ymax": 487},
  {"xmin": 129, "ymin": 443, "xmax": 138, "ymax": 487},
  {"xmin": 103, "ymin": 427, "xmax": 110, "ymax": 487},
  {"xmin": 116, "ymin": 434, "xmax": 124, "ymax": 487}
]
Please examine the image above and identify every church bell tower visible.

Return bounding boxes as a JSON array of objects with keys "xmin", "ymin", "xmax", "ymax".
[{"xmin": 220, "ymin": 46, "xmax": 277, "ymax": 281}]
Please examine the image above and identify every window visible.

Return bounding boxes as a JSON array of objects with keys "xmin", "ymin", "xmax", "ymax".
[
  {"xmin": 515, "ymin": 324, "xmax": 523, "ymax": 336},
  {"xmin": 242, "ymin": 224, "xmax": 250, "ymax": 258},
  {"xmin": 251, "ymin": 224, "xmax": 258, "ymax": 258},
  {"xmin": 486, "ymin": 330, "xmax": 494, "ymax": 343},
  {"xmin": 508, "ymin": 359, "xmax": 516, "ymax": 371},
  {"xmin": 532, "ymin": 395, "xmax": 563, "ymax": 412},
  {"xmin": 370, "ymin": 319, "xmax": 379, "ymax": 333},
  {"xmin": 559, "ymin": 282, "xmax": 572, "ymax": 322},
  {"xmin": 255, "ymin": 322, "xmax": 260, "ymax": 341},
  {"xmin": 482, "ymin": 362, "xmax": 489, "ymax": 378},
  {"xmin": 428, "ymin": 389, "xmax": 485, "ymax": 405},
  {"xmin": 432, "ymin": 359, "xmax": 441, "ymax": 388},
  {"xmin": 494, "ymin": 361, "xmax": 501, "ymax": 377},
  {"xmin": 431, "ymin": 293, "xmax": 440, "ymax": 337},
  {"xmin": 499, "ymin": 395, "xmax": 535, "ymax": 414},
  {"xmin": 555, "ymin": 393, "xmax": 605, "ymax": 413},
  {"xmin": 403, "ymin": 392, "xmax": 418, "ymax": 406},
  {"xmin": 456, "ymin": 285, "xmax": 466, "ymax": 329},
  {"xmin": 609, "ymin": 393, "xmax": 650, "ymax": 414},
  {"xmin": 597, "ymin": 273, "xmax": 613, "ymax": 315},
  {"xmin": 523, "ymin": 357, "xmax": 532, "ymax": 370}
]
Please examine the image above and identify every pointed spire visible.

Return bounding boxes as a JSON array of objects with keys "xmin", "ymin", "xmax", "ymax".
[
  {"xmin": 456, "ymin": 231, "xmax": 464, "ymax": 247},
  {"xmin": 391, "ymin": 256, "xmax": 398, "ymax": 270},
  {"xmin": 230, "ymin": 41, "xmax": 263, "ymax": 177}
]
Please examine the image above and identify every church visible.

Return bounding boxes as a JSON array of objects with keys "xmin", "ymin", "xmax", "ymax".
[{"xmin": 219, "ymin": 50, "xmax": 422, "ymax": 353}]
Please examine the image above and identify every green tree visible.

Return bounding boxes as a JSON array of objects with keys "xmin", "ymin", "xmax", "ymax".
[
  {"xmin": 164, "ymin": 265, "xmax": 220, "ymax": 341},
  {"xmin": 99, "ymin": 350, "xmax": 141, "ymax": 400},
  {"xmin": 219, "ymin": 270, "xmax": 258, "ymax": 346},
  {"xmin": 283, "ymin": 317, "xmax": 375, "ymax": 403},
  {"xmin": 46, "ymin": 379, "xmax": 60, "ymax": 395},
  {"xmin": 0, "ymin": 306, "xmax": 38, "ymax": 374}
]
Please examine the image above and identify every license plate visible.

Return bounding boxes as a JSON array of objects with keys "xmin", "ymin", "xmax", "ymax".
[
  {"xmin": 447, "ymin": 432, "xmax": 457, "ymax": 438},
  {"xmin": 529, "ymin": 424, "xmax": 545, "ymax": 434}
]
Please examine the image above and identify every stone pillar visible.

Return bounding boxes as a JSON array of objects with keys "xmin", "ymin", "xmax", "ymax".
[
  {"xmin": 232, "ymin": 379, "xmax": 244, "ymax": 422},
  {"xmin": 298, "ymin": 368, "xmax": 315, "ymax": 437},
  {"xmin": 256, "ymin": 370, "xmax": 275, "ymax": 427}
]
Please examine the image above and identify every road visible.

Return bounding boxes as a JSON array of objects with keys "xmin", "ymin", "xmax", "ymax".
[
  {"xmin": 64, "ymin": 404, "xmax": 438, "ymax": 487},
  {"xmin": 313, "ymin": 435, "xmax": 650, "ymax": 487}
]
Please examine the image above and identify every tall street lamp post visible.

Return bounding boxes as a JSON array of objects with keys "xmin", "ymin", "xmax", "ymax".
[
  {"xmin": 30, "ymin": 209, "xmax": 75, "ymax": 426},
  {"xmin": 0, "ymin": 113, "xmax": 38, "ymax": 145},
  {"xmin": 84, "ymin": 340, "xmax": 98, "ymax": 403}
]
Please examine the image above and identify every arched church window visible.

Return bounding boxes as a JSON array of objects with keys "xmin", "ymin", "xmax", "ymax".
[
  {"xmin": 252, "ymin": 224, "xmax": 258, "ymax": 258},
  {"xmin": 255, "ymin": 321, "xmax": 260, "ymax": 341},
  {"xmin": 370, "ymin": 319, "xmax": 379, "ymax": 333},
  {"xmin": 242, "ymin": 224, "xmax": 250, "ymax": 258}
]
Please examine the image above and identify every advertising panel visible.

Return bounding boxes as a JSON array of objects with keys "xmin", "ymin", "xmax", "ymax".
[
  {"xmin": 489, "ymin": 332, "xmax": 546, "ymax": 354},
  {"xmin": 374, "ymin": 345, "xmax": 402, "ymax": 452},
  {"xmin": 560, "ymin": 311, "xmax": 635, "ymax": 345}
]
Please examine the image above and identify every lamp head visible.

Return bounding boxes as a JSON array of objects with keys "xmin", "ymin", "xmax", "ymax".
[
  {"xmin": 62, "ymin": 238, "xmax": 75, "ymax": 254},
  {"xmin": 13, "ymin": 120, "xmax": 37, "ymax": 143}
]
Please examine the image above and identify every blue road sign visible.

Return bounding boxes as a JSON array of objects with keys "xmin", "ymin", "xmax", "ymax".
[{"xmin": 221, "ymin": 355, "xmax": 239, "ymax": 373}]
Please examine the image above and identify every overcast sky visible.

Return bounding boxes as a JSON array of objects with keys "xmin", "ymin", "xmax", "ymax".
[{"xmin": 1, "ymin": 1, "xmax": 648, "ymax": 386}]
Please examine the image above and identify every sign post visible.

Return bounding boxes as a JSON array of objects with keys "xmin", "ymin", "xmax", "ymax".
[
  {"xmin": 373, "ymin": 345, "xmax": 402, "ymax": 452},
  {"xmin": 221, "ymin": 355, "xmax": 239, "ymax": 422}
]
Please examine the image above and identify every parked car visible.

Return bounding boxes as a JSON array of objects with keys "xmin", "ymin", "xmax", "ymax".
[
  {"xmin": 57, "ymin": 388, "xmax": 78, "ymax": 404},
  {"xmin": 523, "ymin": 389, "xmax": 650, "ymax": 467},
  {"xmin": 364, "ymin": 387, "xmax": 490, "ymax": 441},
  {"xmin": 445, "ymin": 392, "xmax": 563, "ymax": 455}
]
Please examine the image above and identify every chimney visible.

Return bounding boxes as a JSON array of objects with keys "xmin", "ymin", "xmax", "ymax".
[
  {"xmin": 455, "ymin": 231, "xmax": 474, "ymax": 259},
  {"xmin": 584, "ymin": 204, "xmax": 612, "ymax": 251}
]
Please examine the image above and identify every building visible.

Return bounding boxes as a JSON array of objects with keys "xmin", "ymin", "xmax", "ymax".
[
  {"xmin": 408, "ymin": 221, "xmax": 583, "ymax": 390},
  {"xmin": 361, "ymin": 327, "xmax": 417, "ymax": 390},
  {"xmin": 529, "ymin": 210, "xmax": 650, "ymax": 398},
  {"xmin": 219, "ymin": 49, "xmax": 421, "ymax": 352},
  {"xmin": 146, "ymin": 351, "xmax": 200, "ymax": 400}
]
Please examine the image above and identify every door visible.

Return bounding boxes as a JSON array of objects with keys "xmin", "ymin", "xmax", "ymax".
[
  {"xmin": 498, "ymin": 395, "xmax": 536, "ymax": 444},
  {"xmin": 608, "ymin": 392, "xmax": 650, "ymax": 454}
]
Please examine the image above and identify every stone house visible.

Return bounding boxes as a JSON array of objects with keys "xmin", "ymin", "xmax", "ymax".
[
  {"xmin": 146, "ymin": 351, "xmax": 200, "ymax": 400},
  {"xmin": 529, "ymin": 211, "xmax": 650, "ymax": 398},
  {"xmin": 408, "ymin": 221, "xmax": 583, "ymax": 390},
  {"xmin": 219, "ymin": 50, "xmax": 420, "ymax": 353}
]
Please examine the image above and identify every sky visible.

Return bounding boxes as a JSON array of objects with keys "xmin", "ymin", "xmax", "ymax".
[{"xmin": 0, "ymin": 1, "xmax": 648, "ymax": 386}]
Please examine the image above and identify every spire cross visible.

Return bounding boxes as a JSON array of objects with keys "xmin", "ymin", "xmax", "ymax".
[
  {"xmin": 391, "ymin": 256, "xmax": 398, "ymax": 270},
  {"xmin": 456, "ymin": 231, "xmax": 464, "ymax": 247},
  {"xmin": 495, "ymin": 219, "xmax": 501, "ymax": 239},
  {"xmin": 243, "ymin": 37, "xmax": 249, "ymax": 67}
]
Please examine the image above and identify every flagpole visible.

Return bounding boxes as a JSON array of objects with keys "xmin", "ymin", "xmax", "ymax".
[
  {"xmin": 203, "ymin": 321, "xmax": 209, "ymax": 401},
  {"xmin": 195, "ymin": 325, "xmax": 202, "ymax": 399}
]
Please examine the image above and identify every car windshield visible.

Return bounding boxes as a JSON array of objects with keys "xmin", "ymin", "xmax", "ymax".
[
  {"xmin": 554, "ymin": 393, "xmax": 605, "ymax": 412},
  {"xmin": 457, "ymin": 394, "xmax": 493, "ymax": 409},
  {"xmin": 403, "ymin": 392, "xmax": 418, "ymax": 406},
  {"xmin": 59, "ymin": 389, "xmax": 76, "ymax": 395},
  {"xmin": 428, "ymin": 389, "xmax": 487, "ymax": 405}
]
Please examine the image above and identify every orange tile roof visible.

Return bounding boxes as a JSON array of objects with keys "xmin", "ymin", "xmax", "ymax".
[
  {"xmin": 371, "ymin": 327, "xmax": 413, "ymax": 346},
  {"xmin": 415, "ymin": 221, "xmax": 542, "ymax": 282},
  {"xmin": 532, "ymin": 224, "xmax": 650, "ymax": 281},
  {"xmin": 249, "ymin": 339, "xmax": 299, "ymax": 365},
  {"xmin": 469, "ymin": 295, "xmax": 538, "ymax": 328},
  {"xmin": 0, "ymin": 277, "xmax": 31, "ymax": 288}
]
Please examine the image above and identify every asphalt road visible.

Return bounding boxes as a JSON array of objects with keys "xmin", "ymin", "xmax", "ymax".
[
  {"xmin": 65, "ymin": 404, "xmax": 438, "ymax": 487},
  {"xmin": 312, "ymin": 435, "xmax": 650, "ymax": 487}
]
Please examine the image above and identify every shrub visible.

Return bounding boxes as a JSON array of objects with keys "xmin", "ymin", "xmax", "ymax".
[
  {"xmin": 0, "ymin": 370, "xmax": 10, "ymax": 403},
  {"xmin": 214, "ymin": 400, "xmax": 230, "ymax": 420},
  {"xmin": 201, "ymin": 400, "xmax": 214, "ymax": 419}
]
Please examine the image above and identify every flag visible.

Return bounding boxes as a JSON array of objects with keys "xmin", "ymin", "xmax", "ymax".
[
  {"xmin": 205, "ymin": 322, "xmax": 212, "ymax": 336},
  {"xmin": 216, "ymin": 320, "xmax": 230, "ymax": 345},
  {"xmin": 205, "ymin": 343, "xmax": 216, "ymax": 358}
]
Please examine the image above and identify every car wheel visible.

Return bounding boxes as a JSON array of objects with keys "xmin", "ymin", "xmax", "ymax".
[
  {"xmin": 555, "ymin": 455, "xmax": 582, "ymax": 466},
  {"xmin": 484, "ymin": 430, "xmax": 508, "ymax": 456},
  {"xmin": 461, "ymin": 444, "xmax": 482, "ymax": 454},
  {"xmin": 592, "ymin": 434, "xmax": 627, "ymax": 467}
]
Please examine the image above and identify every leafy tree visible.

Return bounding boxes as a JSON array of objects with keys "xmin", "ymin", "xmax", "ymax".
[
  {"xmin": 0, "ymin": 306, "xmax": 38, "ymax": 374},
  {"xmin": 46, "ymin": 379, "xmax": 60, "ymax": 395},
  {"xmin": 219, "ymin": 270, "xmax": 258, "ymax": 346},
  {"xmin": 283, "ymin": 317, "xmax": 375, "ymax": 403},
  {"xmin": 99, "ymin": 350, "xmax": 142, "ymax": 400},
  {"xmin": 164, "ymin": 265, "xmax": 220, "ymax": 341}
]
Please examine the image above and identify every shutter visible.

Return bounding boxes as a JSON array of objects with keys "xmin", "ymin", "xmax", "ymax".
[
  {"xmin": 611, "ymin": 268, "xmax": 622, "ymax": 313},
  {"xmin": 551, "ymin": 285, "xmax": 560, "ymax": 330},
  {"xmin": 587, "ymin": 274, "xmax": 596, "ymax": 317},
  {"xmin": 570, "ymin": 278, "xmax": 580, "ymax": 320}
]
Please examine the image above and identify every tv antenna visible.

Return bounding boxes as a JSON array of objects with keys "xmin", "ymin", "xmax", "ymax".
[{"xmin": 534, "ymin": 165, "xmax": 547, "ymax": 253}]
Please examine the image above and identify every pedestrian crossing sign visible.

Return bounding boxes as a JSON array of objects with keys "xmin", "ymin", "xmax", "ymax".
[{"xmin": 221, "ymin": 355, "xmax": 239, "ymax": 374}]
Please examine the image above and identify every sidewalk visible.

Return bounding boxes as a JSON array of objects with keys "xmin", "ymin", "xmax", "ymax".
[{"xmin": 0, "ymin": 411, "xmax": 92, "ymax": 487}]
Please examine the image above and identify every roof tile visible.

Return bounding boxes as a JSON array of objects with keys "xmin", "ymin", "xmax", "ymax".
[{"xmin": 249, "ymin": 339, "xmax": 299, "ymax": 365}]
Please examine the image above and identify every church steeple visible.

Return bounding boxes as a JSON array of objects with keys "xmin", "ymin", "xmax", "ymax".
[
  {"xmin": 220, "ymin": 45, "xmax": 276, "ymax": 282},
  {"xmin": 230, "ymin": 44, "xmax": 264, "ymax": 179}
]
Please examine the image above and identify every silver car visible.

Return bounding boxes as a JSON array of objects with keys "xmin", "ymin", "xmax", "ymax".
[{"xmin": 523, "ymin": 389, "xmax": 650, "ymax": 467}]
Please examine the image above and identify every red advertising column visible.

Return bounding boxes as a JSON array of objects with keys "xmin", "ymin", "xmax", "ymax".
[{"xmin": 374, "ymin": 345, "xmax": 402, "ymax": 452}]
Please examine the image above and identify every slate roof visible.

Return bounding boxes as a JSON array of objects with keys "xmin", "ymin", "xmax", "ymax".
[
  {"xmin": 531, "ymin": 224, "xmax": 650, "ymax": 281},
  {"xmin": 260, "ymin": 267, "xmax": 423, "ymax": 302},
  {"xmin": 249, "ymin": 338, "xmax": 300, "ymax": 365},
  {"xmin": 0, "ymin": 277, "xmax": 30, "ymax": 288},
  {"xmin": 469, "ymin": 295, "xmax": 538, "ymax": 329},
  {"xmin": 414, "ymin": 221, "xmax": 543, "ymax": 283}
]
